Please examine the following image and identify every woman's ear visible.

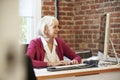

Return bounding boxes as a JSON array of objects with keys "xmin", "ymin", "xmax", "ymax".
[{"xmin": 44, "ymin": 26, "xmax": 49, "ymax": 35}]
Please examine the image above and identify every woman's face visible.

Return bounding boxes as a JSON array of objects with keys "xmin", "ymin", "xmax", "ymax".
[{"xmin": 46, "ymin": 19, "xmax": 60, "ymax": 38}]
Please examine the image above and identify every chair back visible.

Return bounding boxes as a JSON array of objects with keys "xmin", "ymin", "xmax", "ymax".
[{"xmin": 20, "ymin": 44, "xmax": 29, "ymax": 54}]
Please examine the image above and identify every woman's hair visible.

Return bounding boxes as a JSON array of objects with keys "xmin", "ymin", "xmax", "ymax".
[
  {"xmin": 37, "ymin": 21, "xmax": 46, "ymax": 36},
  {"xmin": 37, "ymin": 16, "xmax": 58, "ymax": 37}
]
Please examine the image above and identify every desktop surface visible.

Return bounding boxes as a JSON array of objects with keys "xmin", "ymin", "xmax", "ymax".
[
  {"xmin": 34, "ymin": 65, "xmax": 120, "ymax": 80},
  {"xmin": 34, "ymin": 57, "xmax": 120, "ymax": 80},
  {"xmin": 34, "ymin": 62, "xmax": 120, "ymax": 80}
]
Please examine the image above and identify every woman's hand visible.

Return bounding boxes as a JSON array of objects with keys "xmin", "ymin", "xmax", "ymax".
[
  {"xmin": 47, "ymin": 60, "xmax": 79, "ymax": 66},
  {"xmin": 48, "ymin": 60, "xmax": 69, "ymax": 66},
  {"xmin": 68, "ymin": 60, "xmax": 79, "ymax": 65}
]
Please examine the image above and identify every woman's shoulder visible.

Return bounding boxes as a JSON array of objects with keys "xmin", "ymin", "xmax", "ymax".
[
  {"xmin": 28, "ymin": 37, "xmax": 44, "ymax": 49},
  {"xmin": 31, "ymin": 37, "xmax": 41, "ymax": 42},
  {"xmin": 29, "ymin": 38, "xmax": 42, "ymax": 45}
]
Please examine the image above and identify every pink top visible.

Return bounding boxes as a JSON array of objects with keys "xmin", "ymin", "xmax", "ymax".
[{"xmin": 26, "ymin": 37, "xmax": 81, "ymax": 68}]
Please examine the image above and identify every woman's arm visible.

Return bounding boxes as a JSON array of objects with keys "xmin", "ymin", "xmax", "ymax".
[
  {"xmin": 26, "ymin": 39, "xmax": 48, "ymax": 68},
  {"xmin": 57, "ymin": 38, "xmax": 82, "ymax": 63}
]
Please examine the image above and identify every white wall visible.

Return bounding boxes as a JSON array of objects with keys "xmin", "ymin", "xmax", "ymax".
[{"xmin": 0, "ymin": 0, "xmax": 25, "ymax": 80}]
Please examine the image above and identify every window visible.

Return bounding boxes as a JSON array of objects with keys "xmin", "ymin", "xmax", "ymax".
[{"xmin": 19, "ymin": 0, "xmax": 41, "ymax": 43}]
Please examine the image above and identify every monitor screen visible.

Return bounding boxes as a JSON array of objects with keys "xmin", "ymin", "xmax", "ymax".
[{"xmin": 99, "ymin": 14, "xmax": 106, "ymax": 53}]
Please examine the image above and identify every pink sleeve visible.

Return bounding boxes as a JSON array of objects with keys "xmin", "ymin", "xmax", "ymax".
[{"xmin": 26, "ymin": 40, "xmax": 48, "ymax": 68}]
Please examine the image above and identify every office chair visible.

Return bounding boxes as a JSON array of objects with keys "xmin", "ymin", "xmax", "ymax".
[{"xmin": 26, "ymin": 55, "xmax": 36, "ymax": 80}]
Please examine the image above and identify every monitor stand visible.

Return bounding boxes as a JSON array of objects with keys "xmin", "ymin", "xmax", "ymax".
[
  {"xmin": 103, "ymin": 38, "xmax": 120, "ymax": 65},
  {"xmin": 108, "ymin": 38, "xmax": 120, "ymax": 65}
]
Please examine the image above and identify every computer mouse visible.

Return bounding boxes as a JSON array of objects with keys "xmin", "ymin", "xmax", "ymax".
[{"xmin": 83, "ymin": 60, "xmax": 99, "ymax": 67}]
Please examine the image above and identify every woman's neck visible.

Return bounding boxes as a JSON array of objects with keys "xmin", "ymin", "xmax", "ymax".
[
  {"xmin": 44, "ymin": 37, "xmax": 54, "ymax": 53},
  {"xmin": 44, "ymin": 37, "xmax": 54, "ymax": 44}
]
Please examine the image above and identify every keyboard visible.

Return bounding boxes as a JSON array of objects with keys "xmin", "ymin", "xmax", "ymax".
[{"xmin": 47, "ymin": 63, "xmax": 97, "ymax": 72}]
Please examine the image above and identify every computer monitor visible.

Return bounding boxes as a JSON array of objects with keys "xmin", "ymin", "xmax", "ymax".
[
  {"xmin": 98, "ymin": 13, "xmax": 120, "ymax": 64},
  {"xmin": 98, "ymin": 13, "xmax": 110, "ymax": 61}
]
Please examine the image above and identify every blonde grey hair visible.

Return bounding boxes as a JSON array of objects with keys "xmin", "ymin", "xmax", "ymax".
[
  {"xmin": 37, "ymin": 16, "xmax": 58, "ymax": 37},
  {"xmin": 37, "ymin": 21, "xmax": 46, "ymax": 36}
]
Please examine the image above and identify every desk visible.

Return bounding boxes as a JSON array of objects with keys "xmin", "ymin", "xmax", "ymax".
[{"xmin": 34, "ymin": 65, "xmax": 120, "ymax": 80}]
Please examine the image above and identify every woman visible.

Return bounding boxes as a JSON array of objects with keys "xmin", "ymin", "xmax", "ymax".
[{"xmin": 26, "ymin": 16, "xmax": 81, "ymax": 68}]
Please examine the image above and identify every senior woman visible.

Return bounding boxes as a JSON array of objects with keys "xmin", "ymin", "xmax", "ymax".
[{"xmin": 26, "ymin": 16, "xmax": 81, "ymax": 68}]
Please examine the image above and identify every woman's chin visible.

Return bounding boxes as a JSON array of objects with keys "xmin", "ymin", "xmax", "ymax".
[{"xmin": 53, "ymin": 35, "xmax": 58, "ymax": 38}]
